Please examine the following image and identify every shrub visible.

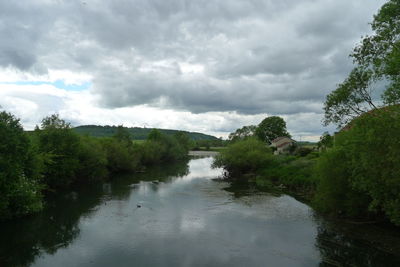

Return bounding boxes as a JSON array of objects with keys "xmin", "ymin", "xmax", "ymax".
[
  {"xmin": 0, "ymin": 111, "xmax": 43, "ymax": 219},
  {"xmin": 213, "ymin": 137, "xmax": 274, "ymax": 176},
  {"xmin": 313, "ymin": 105, "xmax": 400, "ymax": 224},
  {"xmin": 35, "ymin": 115, "xmax": 81, "ymax": 189},
  {"xmin": 141, "ymin": 130, "xmax": 188, "ymax": 165},
  {"xmin": 313, "ymin": 147, "xmax": 371, "ymax": 218},
  {"xmin": 100, "ymin": 138, "xmax": 139, "ymax": 173},
  {"xmin": 76, "ymin": 136, "xmax": 108, "ymax": 183}
]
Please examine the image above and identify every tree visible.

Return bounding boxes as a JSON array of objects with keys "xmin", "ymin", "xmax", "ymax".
[
  {"xmin": 212, "ymin": 137, "xmax": 274, "ymax": 176},
  {"xmin": 228, "ymin": 125, "xmax": 257, "ymax": 142},
  {"xmin": 36, "ymin": 114, "xmax": 81, "ymax": 189},
  {"xmin": 317, "ymin": 132, "xmax": 334, "ymax": 151},
  {"xmin": 314, "ymin": 105, "xmax": 400, "ymax": 225},
  {"xmin": 255, "ymin": 116, "xmax": 290, "ymax": 144},
  {"xmin": 113, "ymin": 125, "xmax": 132, "ymax": 144},
  {"xmin": 0, "ymin": 111, "xmax": 43, "ymax": 219},
  {"xmin": 324, "ymin": 0, "xmax": 400, "ymax": 127},
  {"xmin": 324, "ymin": 68, "xmax": 376, "ymax": 127}
]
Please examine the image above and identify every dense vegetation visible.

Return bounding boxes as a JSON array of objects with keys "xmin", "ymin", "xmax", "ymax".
[
  {"xmin": 0, "ymin": 112, "xmax": 190, "ymax": 221},
  {"xmin": 73, "ymin": 125, "xmax": 219, "ymax": 141},
  {"xmin": 315, "ymin": 105, "xmax": 400, "ymax": 224}
]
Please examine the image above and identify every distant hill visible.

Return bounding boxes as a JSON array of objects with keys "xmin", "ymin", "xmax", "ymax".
[{"xmin": 73, "ymin": 125, "xmax": 219, "ymax": 141}]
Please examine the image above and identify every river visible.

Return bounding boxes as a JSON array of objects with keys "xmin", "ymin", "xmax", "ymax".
[{"xmin": 1, "ymin": 157, "xmax": 400, "ymax": 266}]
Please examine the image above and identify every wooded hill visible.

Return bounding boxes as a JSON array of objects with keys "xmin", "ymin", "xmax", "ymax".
[{"xmin": 73, "ymin": 125, "xmax": 219, "ymax": 140}]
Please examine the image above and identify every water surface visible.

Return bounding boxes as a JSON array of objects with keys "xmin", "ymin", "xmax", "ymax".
[{"xmin": 1, "ymin": 157, "xmax": 400, "ymax": 266}]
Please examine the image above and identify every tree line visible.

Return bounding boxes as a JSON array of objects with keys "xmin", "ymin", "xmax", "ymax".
[{"xmin": 0, "ymin": 112, "xmax": 190, "ymax": 220}]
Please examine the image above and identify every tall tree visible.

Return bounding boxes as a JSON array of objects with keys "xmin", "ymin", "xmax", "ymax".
[
  {"xmin": 36, "ymin": 114, "xmax": 80, "ymax": 189},
  {"xmin": 255, "ymin": 116, "xmax": 290, "ymax": 144},
  {"xmin": 324, "ymin": 0, "xmax": 400, "ymax": 127}
]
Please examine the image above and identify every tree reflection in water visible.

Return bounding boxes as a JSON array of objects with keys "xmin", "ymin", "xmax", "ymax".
[
  {"xmin": 316, "ymin": 219, "xmax": 400, "ymax": 266},
  {"xmin": 0, "ymin": 159, "xmax": 189, "ymax": 267},
  {"xmin": 220, "ymin": 177, "xmax": 400, "ymax": 266}
]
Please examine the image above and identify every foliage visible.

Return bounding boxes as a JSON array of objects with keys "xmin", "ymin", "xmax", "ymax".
[
  {"xmin": 174, "ymin": 132, "xmax": 191, "ymax": 151},
  {"xmin": 260, "ymin": 156, "xmax": 317, "ymax": 191},
  {"xmin": 324, "ymin": 0, "xmax": 400, "ymax": 127},
  {"xmin": 76, "ymin": 136, "xmax": 108, "ymax": 183},
  {"xmin": 0, "ymin": 111, "xmax": 43, "ymax": 219},
  {"xmin": 294, "ymin": 146, "xmax": 313, "ymax": 157},
  {"xmin": 35, "ymin": 114, "xmax": 81, "ymax": 189},
  {"xmin": 141, "ymin": 129, "xmax": 189, "ymax": 164},
  {"xmin": 113, "ymin": 125, "xmax": 132, "ymax": 144},
  {"xmin": 313, "ymin": 147, "xmax": 371, "ymax": 218},
  {"xmin": 315, "ymin": 105, "xmax": 400, "ymax": 224},
  {"xmin": 324, "ymin": 68, "xmax": 376, "ymax": 127},
  {"xmin": 213, "ymin": 138, "xmax": 274, "ymax": 175},
  {"xmin": 213, "ymin": 136, "xmax": 316, "ymax": 196},
  {"xmin": 0, "ymin": 111, "xmax": 195, "ymax": 221},
  {"xmin": 317, "ymin": 132, "xmax": 334, "ymax": 151},
  {"xmin": 255, "ymin": 116, "xmax": 291, "ymax": 144},
  {"xmin": 100, "ymin": 138, "xmax": 139, "ymax": 173},
  {"xmin": 228, "ymin": 125, "xmax": 257, "ymax": 142}
]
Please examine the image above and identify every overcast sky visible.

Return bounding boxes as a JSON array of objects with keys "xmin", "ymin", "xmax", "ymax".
[{"xmin": 0, "ymin": 0, "xmax": 386, "ymax": 140}]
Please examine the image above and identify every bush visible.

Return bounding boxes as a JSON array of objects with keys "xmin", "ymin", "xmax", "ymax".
[
  {"xmin": 260, "ymin": 156, "xmax": 317, "ymax": 190},
  {"xmin": 35, "ymin": 115, "xmax": 81, "ymax": 189},
  {"xmin": 0, "ymin": 111, "xmax": 43, "ymax": 219},
  {"xmin": 100, "ymin": 138, "xmax": 139, "ymax": 173},
  {"xmin": 213, "ymin": 137, "xmax": 274, "ymax": 175},
  {"xmin": 141, "ymin": 130, "xmax": 188, "ymax": 165},
  {"xmin": 313, "ymin": 147, "xmax": 371, "ymax": 218},
  {"xmin": 294, "ymin": 147, "xmax": 313, "ymax": 157},
  {"xmin": 76, "ymin": 136, "xmax": 108, "ymax": 183},
  {"xmin": 313, "ymin": 105, "xmax": 400, "ymax": 224}
]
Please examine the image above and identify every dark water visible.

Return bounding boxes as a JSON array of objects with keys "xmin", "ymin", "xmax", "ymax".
[{"xmin": 1, "ymin": 157, "xmax": 400, "ymax": 267}]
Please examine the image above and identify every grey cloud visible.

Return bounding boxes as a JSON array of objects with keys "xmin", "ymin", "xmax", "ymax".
[{"xmin": 0, "ymin": 0, "xmax": 387, "ymax": 123}]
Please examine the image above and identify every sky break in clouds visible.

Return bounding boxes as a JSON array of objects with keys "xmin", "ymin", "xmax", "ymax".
[{"xmin": 0, "ymin": 0, "xmax": 387, "ymax": 140}]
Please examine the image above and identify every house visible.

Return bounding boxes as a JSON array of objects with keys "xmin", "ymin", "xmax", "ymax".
[{"xmin": 270, "ymin": 136, "xmax": 295, "ymax": 155}]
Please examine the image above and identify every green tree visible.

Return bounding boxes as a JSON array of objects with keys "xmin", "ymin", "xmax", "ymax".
[
  {"xmin": 324, "ymin": 0, "xmax": 400, "ymax": 127},
  {"xmin": 174, "ymin": 132, "xmax": 191, "ymax": 151},
  {"xmin": 113, "ymin": 125, "xmax": 132, "ymax": 144},
  {"xmin": 324, "ymin": 68, "xmax": 376, "ymax": 127},
  {"xmin": 101, "ymin": 126, "xmax": 139, "ymax": 173},
  {"xmin": 317, "ymin": 132, "xmax": 334, "ymax": 151},
  {"xmin": 0, "ymin": 111, "xmax": 43, "ymax": 219},
  {"xmin": 255, "ymin": 116, "xmax": 290, "ymax": 144},
  {"xmin": 213, "ymin": 137, "xmax": 273, "ymax": 176},
  {"xmin": 76, "ymin": 136, "xmax": 108, "ymax": 183},
  {"xmin": 36, "ymin": 114, "xmax": 81, "ymax": 189},
  {"xmin": 315, "ymin": 105, "xmax": 400, "ymax": 225},
  {"xmin": 228, "ymin": 125, "xmax": 257, "ymax": 142}
]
